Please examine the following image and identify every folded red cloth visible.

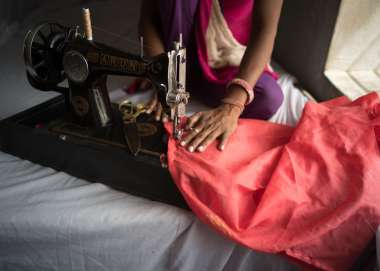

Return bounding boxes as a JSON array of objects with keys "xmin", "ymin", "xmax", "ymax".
[{"xmin": 166, "ymin": 92, "xmax": 380, "ymax": 271}]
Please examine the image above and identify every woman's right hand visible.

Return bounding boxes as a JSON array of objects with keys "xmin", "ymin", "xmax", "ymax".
[
  {"xmin": 146, "ymin": 91, "xmax": 169, "ymax": 122},
  {"xmin": 126, "ymin": 79, "xmax": 167, "ymax": 122}
]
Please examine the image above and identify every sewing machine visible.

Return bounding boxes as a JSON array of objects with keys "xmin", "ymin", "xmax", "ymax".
[{"xmin": 22, "ymin": 8, "xmax": 189, "ymax": 163}]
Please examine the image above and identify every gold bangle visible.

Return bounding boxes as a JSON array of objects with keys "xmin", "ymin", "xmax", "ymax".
[{"xmin": 221, "ymin": 98, "xmax": 245, "ymax": 114}]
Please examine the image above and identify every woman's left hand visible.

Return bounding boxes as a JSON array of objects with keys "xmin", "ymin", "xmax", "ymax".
[{"xmin": 180, "ymin": 104, "xmax": 241, "ymax": 152}]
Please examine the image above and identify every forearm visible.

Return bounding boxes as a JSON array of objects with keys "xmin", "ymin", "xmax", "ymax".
[
  {"xmin": 237, "ymin": 26, "xmax": 278, "ymax": 87},
  {"xmin": 226, "ymin": 28, "xmax": 278, "ymax": 106},
  {"xmin": 225, "ymin": 0, "xmax": 283, "ymax": 105},
  {"xmin": 138, "ymin": 0, "xmax": 165, "ymax": 57}
]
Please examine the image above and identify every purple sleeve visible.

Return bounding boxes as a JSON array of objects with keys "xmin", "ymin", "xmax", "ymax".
[{"xmin": 156, "ymin": 0, "xmax": 199, "ymax": 50}]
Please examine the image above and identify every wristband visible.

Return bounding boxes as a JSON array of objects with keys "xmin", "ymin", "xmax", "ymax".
[{"xmin": 226, "ymin": 78, "xmax": 254, "ymax": 105}]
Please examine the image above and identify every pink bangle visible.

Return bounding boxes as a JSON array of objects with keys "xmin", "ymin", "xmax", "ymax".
[{"xmin": 226, "ymin": 78, "xmax": 254, "ymax": 105}]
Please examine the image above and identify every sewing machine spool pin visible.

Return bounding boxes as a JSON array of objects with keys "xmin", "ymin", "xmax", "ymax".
[{"xmin": 82, "ymin": 8, "xmax": 93, "ymax": 41}]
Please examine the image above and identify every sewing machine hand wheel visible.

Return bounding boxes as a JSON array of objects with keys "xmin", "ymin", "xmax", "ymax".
[{"xmin": 23, "ymin": 22, "xmax": 68, "ymax": 92}]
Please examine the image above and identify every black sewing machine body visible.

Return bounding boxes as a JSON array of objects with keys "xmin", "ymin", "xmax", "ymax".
[
  {"xmin": 0, "ymin": 95, "xmax": 187, "ymax": 208},
  {"xmin": 22, "ymin": 20, "xmax": 187, "ymax": 159},
  {"xmin": 59, "ymin": 32, "xmax": 168, "ymax": 129},
  {"xmin": 0, "ymin": 15, "xmax": 189, "ymax": 208}
]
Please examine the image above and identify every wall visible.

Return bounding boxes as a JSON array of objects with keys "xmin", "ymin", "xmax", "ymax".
[
  {"xmin": 273, "ymin": 0, "xmax": 343, "ymax": 101},
  {"xmin": 0, "ymin": 0, "xmax": 42, "ymax": 46},
  {"xmin": 324, "ymin": 0, "xmax": 380, "ymax": 99}
]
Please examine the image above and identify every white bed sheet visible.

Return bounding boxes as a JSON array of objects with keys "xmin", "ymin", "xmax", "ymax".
[
  {"xmin": 0, "ymin": 153, "xmax": 298, "ymax": 271},
  {"xmin": 0, "ymin": 75, "xmax": 305, "ymax": 271}
]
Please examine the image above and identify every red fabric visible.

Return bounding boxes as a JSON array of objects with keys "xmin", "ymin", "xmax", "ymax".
[
  {"xmin": 166, "ymin": 93, "xmax": 380, "ymax": 271},
  {"xmin": 124, "ymin": 79, "xmax": 139, "ymax": 94}
]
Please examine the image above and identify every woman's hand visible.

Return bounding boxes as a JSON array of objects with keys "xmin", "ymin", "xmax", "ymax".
[
  {"xmin": 180, "ymin": 104, "xmax": 241, "ymax": 152},
  {"xmin": 145, "ymin": 91, "xmax": 169, "ymax": 122},
  {"xmin": 125, "ymin": 78, "xmax": 168, "ymax": 122}
]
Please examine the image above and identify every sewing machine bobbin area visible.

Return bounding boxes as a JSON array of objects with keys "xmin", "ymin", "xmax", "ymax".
[{"xmin": 0, "ymin": 95, "xmax": 188, "ymax": 209}]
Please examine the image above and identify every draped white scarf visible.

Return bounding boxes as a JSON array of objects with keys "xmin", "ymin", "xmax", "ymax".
[{"xmin": 205, "ymin": 0, "xmax": 247, "ymax": 69}]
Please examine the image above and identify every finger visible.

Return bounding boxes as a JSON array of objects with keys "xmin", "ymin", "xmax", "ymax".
[
  {"xmin": 155, "ymin": 103, "xmax": 162, "ymax": 121},
  {"xmin": 186, "ymin": 112, "xmax": 202, "ymax": 130},
  {"xmin": 192, "ymin": 119, "xmax": 208, "ymax": 133},
  {"xmin": 146, "ymin": 100, "xmax": 156, "ymax": 114},
  {"xmin": 180, "ymin": 125, "xmax": 204, "ymax": 149},
  {"xmin": 162, "ymin": 113, "xmax": 169, "ymax": 123},
  {"xmin": 146, "ymin": 93, "xmax": 157, "ymax": 114},
  {"xmin": 197, "ymin": 129, "xmax": 222, "ymax": 152},
  {"xmin": 180, "ymin": 118, "xmax": 208, "ymax": 146},
  {"xmin": 218, "ymin": 131, "xmax": 232, "ymax": 151},
  {"xmin": 188, "ymin": 127, "xmax": 218, "ymax": 152}
]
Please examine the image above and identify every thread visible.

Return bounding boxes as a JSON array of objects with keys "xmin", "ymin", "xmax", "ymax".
[{"xmin": 82, "ymin": 8, "xmax": 93, "ymax": 40}]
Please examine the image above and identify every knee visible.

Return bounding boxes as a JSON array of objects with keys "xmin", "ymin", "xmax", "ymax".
[
  {"xmin": 262, "ymin": 79, "xmax": 284, "ymax": 116},
  {"xmin": 242, "ymin": 75, "xmax": 284, "ymax": 120}
]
